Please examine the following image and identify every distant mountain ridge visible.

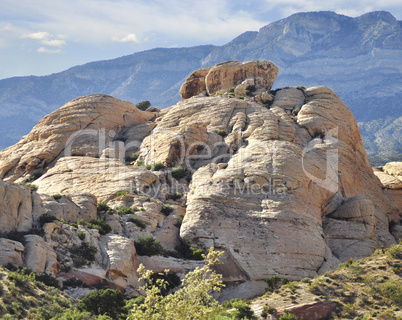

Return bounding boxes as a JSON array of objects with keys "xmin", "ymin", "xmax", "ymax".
[{"xmin": 0, "ymin": 10, "xmax": 401, "ymax": 164}]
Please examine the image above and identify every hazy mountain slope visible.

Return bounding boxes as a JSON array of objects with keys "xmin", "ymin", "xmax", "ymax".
[{"xmin": 0, "ymin": 11, "xmax": 400, "ymax": 163}]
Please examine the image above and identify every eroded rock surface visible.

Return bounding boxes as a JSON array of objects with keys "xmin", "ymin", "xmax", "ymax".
[{"xmin": 0, "ymin": 60, "xmax": 398, "ymax": 299}]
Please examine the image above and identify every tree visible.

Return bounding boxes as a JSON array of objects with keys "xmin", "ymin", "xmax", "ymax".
[
  {"xmin": 78, "ymin": 289, "xmax": 126, "ymax": 319},
  {"xmin": 127, "ymin": 248, "xmax": 226, "ymax": 320},
  {"xmin": 136, "ymin": 101, "xmax": 151, "ymax": 111}
]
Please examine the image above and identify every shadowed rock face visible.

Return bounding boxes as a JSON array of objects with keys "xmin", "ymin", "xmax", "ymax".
[{"xmin": 0, "ymin": 60, "xmax": 399, "ymax": 299}]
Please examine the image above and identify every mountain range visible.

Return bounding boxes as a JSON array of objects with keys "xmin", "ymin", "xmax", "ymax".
[{"xmin": 0, "ymin": 10, "xmax": 401, "ymax": 164}]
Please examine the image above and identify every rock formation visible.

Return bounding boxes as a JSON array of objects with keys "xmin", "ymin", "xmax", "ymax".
[{"xmin": 0, "ymin": 60, "xmax": 399, "ymax": 300}]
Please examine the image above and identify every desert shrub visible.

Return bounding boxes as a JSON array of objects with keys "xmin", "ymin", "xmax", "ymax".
[
  {"xmin": 126, "ymin": 151, "xmax": 140, "ymax": 163},
  {"xmin": 174, "ymin": 215, "xmax": 184, "ymax": 228},
  {"xmin": 377, "ymin": 279, "xmax": 402, "ymax": 305},
  {"xmin": 35, "ymin": 273, "xmax": 60, "ymax": 289},
  {"xmin": 145, "ymin": 164, "xmax": 152, "ymax": 170},
  {"xmin": 1, "ymin": 230, "xmax": 28, "ymax": 244},
  {"xmin": 168, "ymin": 193, "xmax": 182, "ymax": 201},
  {"xmin": 136, "ymin": 100, "xmax": 151, "ymax": 111},
  {"xmin": 192, "ymin": 248, "xmax": 204, "ymax": 261},
  {"xmin": 87, "ymin": 218, "xmax": 111, "ymax": 235},
  {"xmin": 135, "ymin": 236, "xmax": 165, "ymax": 256},
  {"xmin": 39, "ymin": 214, "xmax": 57, "ymax": 226},
  {"xmin": 153, "ymin": 162, "xmax": 166, "ymax": 171},
  {"xmin": 78, "ymin": 231, "xmax": 86, "ymax": 240},
  {"xmin": 19, "ymin": 182, "xmax": 38, "ymax": 192},
  {"xmin": 150, "ymin": 272, "xmax": 181, "ymax": 296},
  {"xmin": 279, "ymin": 309, "xmax": 297, "ymax": 320},
  {"xmin": 8, "ymin": 269, "xmax": 35, "ymax": 286},
  {"xmin": 24, "ymin": 172, "xmax": 42, "ymax": 182},
  {"xmin": 292, "ymin": 108, "xmax": 300, "ymax": 116},
  {"xmin": 136, "ymin": 160, "xmax": 144, "ymax": 167},
  {"xmin": 161, "ymin": 204, "xmax": 174, "ymax": 216},
  {"xmin": 128, "ymin": 217, "xmax": 146, "ymax": 229},
  {"xmin": 72, "ymin": 241, "xmax": 97, "ymax": 266},
  {"xmin": 283, "ymin": 281, "xmax": 298, "ymax": 293},
  {"xmin": 79, "ymin": 289, "xmax": 126, "ymax": 319},
  {"xmin": 97, "ymin": 201, "xmax": 111, "ymax": 212},
  {"xmin": 388, "ymin": 242, "xmax": 402, "ymax": 259},
  {"xmin": 77, "ymin": 219, "xmax": 87, "ymax": 226},
  {"xmin": 63, "ymin": 277, "xmax": 84, "ymax": 288},
  {"xmin": 265, "ymin": 275, "xmax": 281, "ymax": 292},
  {"xmin": 261, "ymin": 305, "xmax": 277, "ymax": 318},
  {"xmin": 171, "ymin": 166, "xmax": 186, "ymax": 180},
  {"xmin": 231, "ymin": 300, "xmax": 257, "ymax": 320},
  {"xmin": 217, "ymin": 130, "xmax": 228, "ymax": 137},
  {"xmin": 117, "ymin": 205, "xmax": 134, "ymax": 216},
  {"xmin": 128, "ymin": 248, "xmax": 225, "ymax": 319},
  {"xmin": 297, "ymin": 85, "xmax": 306, "ymax": 91},
  {"xmin": 51, "ymin": 194, "xmax": 62, "ymax": 200},
  {"xmin": 116, "ymin": 191, "xmax": 128, "ymax": 198}
]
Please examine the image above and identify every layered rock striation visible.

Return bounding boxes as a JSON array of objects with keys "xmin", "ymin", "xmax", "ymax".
[{"xmin": 0, "ymin": 60, "xmax": 399, "ymax": 299}]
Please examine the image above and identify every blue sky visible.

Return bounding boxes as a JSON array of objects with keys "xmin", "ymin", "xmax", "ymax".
[{"xmin": 0, "ymin": 0, "xmax": 401, "ymax": 79}]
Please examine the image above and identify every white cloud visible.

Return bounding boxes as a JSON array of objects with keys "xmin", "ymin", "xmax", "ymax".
[
  {"xmin": 41, "ymin": 39, "xmax": 66, "ymax": 47},
  {"xmin": 21, "ymin": 31, "xmax": 50, "ymax": 40},
  {"xmin": 0, "ymin": 22, "xmax": 12, "ymax": 32},
  {"xmin": 37, "ymin": 47, "xmax": 61, "ymax": 54},
  {"xmin": 112, "ymin": 33, "xmax": 140, "ymax": 43}
]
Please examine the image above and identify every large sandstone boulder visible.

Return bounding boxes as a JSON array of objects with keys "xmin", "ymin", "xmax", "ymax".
[
  {"xmin": 180, "ymin": 60, "xmax": 279, "ymax": 100},
  {"xmin": 24, "ymin": 234, "xmax": 59, "ymax": 275},
  {"xmin": 374, "ymin": 162, "xmax": 402, "ymax": 241},
  {"xmin": 0, "ymin": 94, "xmax": 155, "ymax": 183},
  {"xmin": 99, "ymin": 234, "xmax": 139, "ymax": 287},
  {"xmin": 0, "ymin": 179, "xmax": 43, "ymax": 233},
  {"xmin": 0, "ymin": 238, "xmax": 24, "ymax": 267}
]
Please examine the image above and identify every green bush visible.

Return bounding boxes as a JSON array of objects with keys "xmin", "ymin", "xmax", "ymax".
[
  {"xmin": 135, "ymin": 236, "xmax": 165, "ymax": 256},
  {"xmin": 136, "ymin": 160, "xmax": 144, "ymax": 167},
  {"xmin": 126, "ymin": 151, "xmax": 140, "ymax": 163},
  {"xmin": 24, "ymin": 172, "xmax": 42, "ymax": 182},
  {"xmin": 78, "ymin": 231, "xmax": 86, "ymax": 240},
  {"xmin": 171, "ymin": 166, "xmax": 186, "ymax": 180},
  {"xmin": 77, "ymin": 219, "xmax": 87, "ymax": 226},
  {"xmin": 145, "ymin": 164, "xmax": 152, "ymax": 170},
  {"xmin": 174, "ymin": 215, "xmax": 184, "ymax": 228},
  {"xmin": 192, "ymin": 248, "xmax": 204, "ymax": 261},
  {"xmin": 87, "ymin": 218, "xmax": 111, "ymax": 235},
  {"xmin": 8, "ymin": 269, "xmax": 35, "ymax": 286},
  {"xmin": 136, "ymin": 100, "xmax": 151, "ymax": 111},
  {"xmin": 161, "ymin": 204, "xmax": 174, "ymax": 216},
  {"xmin": 153, "ymin": 162, "xmax": 166, "ymax": 171},
  {"xmin": 116, "ymin": 191, "xmax": 128, "ymax": 198},
  {"xmin": 128, "ymin": 248, "xmax": 225, "ymax": 319},
  {"xmin": 117, "ymin": 205, "xmax": 134, "ymax": 216},
  {"xmin": 279, "ymin": 309, "xmax": 297, "ymax": 320},
  {"xmin": 52, "ymin": 194, "xmax": 62, "ymax": 200},
  {"xmin": 97, "ymin": 201, "xmax": 111, "ymax": 212},
  {"xmin": 79, "ymin": 289, "xmax": 126, "ymax": 319},
  {"xmin": 168, "ymin": 193, "xmax": 182, "ymax": 201},
  {"xmin": 265, "ymin": 275, "xmax": 281, "ymax": 292},
  {"xmin": 72, "ymin": 241, "xmax": 97, "ymax": 267},
  {"xmin": 19, "ymin": 182, "xmax": 38, "ymax": 192},
  {"xmin": 63, "ymin": 277, "xmax": 84, "ymax": 288},
  {"xmin": 261, "ymin": 305, "xmax": 277, "ymax": 318},
  {"xmin": 128, "ymin": 217, "xmax": 146, "ymax": 229},
  {"xmin": 35, "ymin": 273, "xmax": 60, "ymax": 289},
  {"xmin": 231, "ymin": 300, "xmax": 257, "ymax": 320},
  {"xmin": 217, "ymin": 130, "xmax": 228, "ymax": 137}
]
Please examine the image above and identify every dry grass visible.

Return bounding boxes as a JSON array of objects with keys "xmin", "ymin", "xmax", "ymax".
[{"xmin": 251, "ymin": 242, "xmax": 402, "ymax": 319}]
